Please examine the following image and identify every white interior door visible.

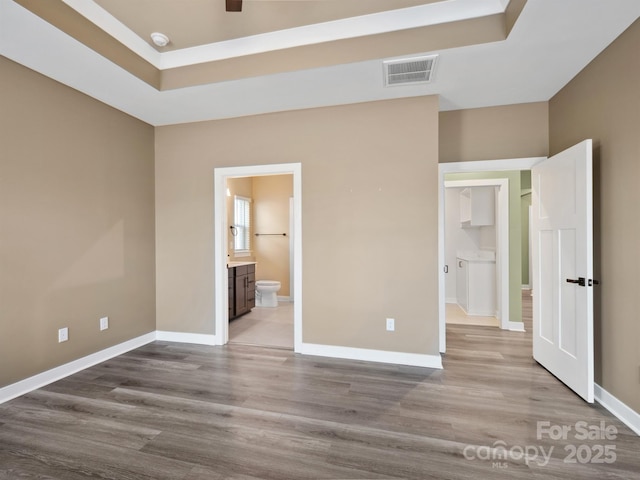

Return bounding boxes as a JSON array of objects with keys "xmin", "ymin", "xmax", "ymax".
[{"xmin": 532, "ymin": 139, "xmax": 594, "ymax": 403}]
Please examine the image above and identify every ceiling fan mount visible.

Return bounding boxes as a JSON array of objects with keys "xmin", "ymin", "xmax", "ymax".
[{"xmin": 226, "ymin": 0, "xmax": 242, "ymax": 12}]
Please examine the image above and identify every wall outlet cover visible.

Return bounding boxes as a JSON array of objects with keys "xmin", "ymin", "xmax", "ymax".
[
  {"xmin": 386, "ymin": 318, "xmax": 395, "ymax": 331},
  {"xmin": 100, "ymin": 317, "xmax": 109, "ymax": 331},
  {"xmin": 58, "ymin": 327, "xmax": 69, "ymax": 343}
]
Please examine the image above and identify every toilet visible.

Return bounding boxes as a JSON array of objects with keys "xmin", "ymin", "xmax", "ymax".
[{"xmin": 255, "ymin": 280, "xmax": 281, "ymax": 307}]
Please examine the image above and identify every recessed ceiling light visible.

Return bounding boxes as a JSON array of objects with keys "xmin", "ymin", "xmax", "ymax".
[{"xmin": 150, "ymin": 32, "xmax": 170, "ymax": 47}]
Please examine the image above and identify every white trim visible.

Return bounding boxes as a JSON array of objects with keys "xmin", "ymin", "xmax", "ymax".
[
  {"xmin": 61, "ymin": 0, "xmax": 505, "ymax": 69},
  {"xmin": 299, "ymin": 343, "xmax": 443, "ymax": 369},
  {"xmin": 214, "ymin": 163, "xmax": 302, "ymax": 350},
  {"xmin": 594, "ymin": 384, "xmax": 640, "ymax": 436},
  {"xmin": 0, "ymin": 332, "xmax": 156, "ymax": 405},
  {"xmin": 156, "ymin": 331, "xmax": 218, "ymax": 346},
  {"xmin": 508, "ymin": 322, "xmax": 525, "ymax": 332},
  {"xmin": 277, "ymin": 296, "xmax": 292, "ymax": 302},
  {"xmin": 438, "ymin": 157, "xmax": 545, "ymax": 353},
  {"xmin": 440, "ymin": 157, "xmax": 543, "ymax": 174},
  {"xmin": 522, "ymin": 284, "xmax": 532, "ymax": 290}
]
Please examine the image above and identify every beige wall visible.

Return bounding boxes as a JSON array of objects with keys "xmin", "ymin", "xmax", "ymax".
[
  {"xmin": 252, "ymin": 175, "xmax": 293, "ymax": 297},
  {"xmin": 156, "ymin": 97, "xmax": 440, "ymax": 354},
  {"xmin": 549, "ymin": 19, "xmax": 640, "ymax": 413},
  {"xmin": 0, "ymin": 57, "xmax": 156, "ymax": 388},
  {"xmin": 439, "ymin": 102, "xmax": 549, "ymax": 163}
]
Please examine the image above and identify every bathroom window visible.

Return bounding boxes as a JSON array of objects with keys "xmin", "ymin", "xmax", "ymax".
[{"xmin": 233, "ymin": 195, "xmax": 252, "ymax": 254}]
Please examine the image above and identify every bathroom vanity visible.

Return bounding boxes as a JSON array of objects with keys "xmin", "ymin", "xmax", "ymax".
[
  {"xmin": 227, "ymin": 262, "xmax": 255, "ymax": 319},
  {"xmin": 456, "ymin": 252, "xmax": 496, "ymax": 316}
]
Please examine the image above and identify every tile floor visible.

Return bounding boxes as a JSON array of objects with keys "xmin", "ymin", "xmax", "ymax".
[
  {"xmin": 445, "ymin": 302, "xmax": 500, "ymax": 327},
  {"xmin": 228, "ymin": 301, "xmax": 294, "ymax": 349}
]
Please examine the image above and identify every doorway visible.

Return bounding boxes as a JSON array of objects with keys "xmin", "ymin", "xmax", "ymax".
[
  {"xmin": 214, "ymin": 163, "xmax": 302, "ymax": 351},
  {"xmin": 444, "ymin": 178, "xmax": 508, "ymax": 331},
  {"xmin": 227, "ymin": 174, "xmax": 293, "ymax": 349},
  {"xmin": 438, "ymin": 157, "xmax": 544, "ymax": 353}
]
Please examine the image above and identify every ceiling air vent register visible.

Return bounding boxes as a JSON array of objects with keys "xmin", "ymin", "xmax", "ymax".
[{"xmin": 383, "ymin": 55, "xmax": 438, "ymax": 87}]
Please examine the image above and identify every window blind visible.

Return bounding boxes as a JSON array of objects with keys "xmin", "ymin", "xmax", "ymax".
[{"xmin": 234, "ymin": 196, "xmax": 251, "ymax": 252}]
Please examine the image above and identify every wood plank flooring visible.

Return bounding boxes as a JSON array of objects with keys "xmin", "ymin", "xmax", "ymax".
[{"xmin": 1, "ymin": 293, "xmax": 638, "ymax": 479}]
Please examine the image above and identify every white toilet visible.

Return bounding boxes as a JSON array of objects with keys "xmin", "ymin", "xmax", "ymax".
[{"xmin": 255, "ymin": 280, "xmax": 281, "ymax": 307}]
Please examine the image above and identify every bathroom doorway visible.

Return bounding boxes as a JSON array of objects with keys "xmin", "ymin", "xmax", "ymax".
[
  {"xmin": 226, "ymin": 173, "xmax": 294, "ymax": 349},
  {"xmin": 214, "ymin": 163, "xmax": 302, "ymax": 351}
]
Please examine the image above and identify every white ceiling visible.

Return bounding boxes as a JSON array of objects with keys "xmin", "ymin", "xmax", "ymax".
[{"xmin": 1, "ymin": 0, "xmax": 639, "ymax": 126}]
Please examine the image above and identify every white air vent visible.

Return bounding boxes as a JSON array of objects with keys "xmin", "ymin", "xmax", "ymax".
[{"xmin": 383, "ymin": 55, "xmax": 438, "ymax": 87}]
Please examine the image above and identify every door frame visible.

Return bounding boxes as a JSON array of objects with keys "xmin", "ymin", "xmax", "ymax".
[
  {"xmin": 213, "ymin": 163, "xmax": 302, "ymax": 350},
  {"xmin": 438, "ymin": 157, "xmax": 545, "ymax": 353}
]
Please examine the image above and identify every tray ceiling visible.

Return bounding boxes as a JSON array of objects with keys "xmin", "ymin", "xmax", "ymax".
[{"xmin": 1, "ymin": 0, "xmax": 638, "ymax": 125}]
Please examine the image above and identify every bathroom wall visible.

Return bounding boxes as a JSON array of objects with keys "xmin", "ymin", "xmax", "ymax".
[
  {"xmin": 252, "ymin": 175, "xmax": 293, "ymax": 297},
  {"xmin": 226, "ymin": 176, "xmax": 255, "ymax": 262}
]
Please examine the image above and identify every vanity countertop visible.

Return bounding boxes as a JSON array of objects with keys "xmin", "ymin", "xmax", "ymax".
[
  {"xmin": 457, "ymin": 251, "xmax": 496, "ymax": 263},
  {"xmin": 227, "ymin": 261, "xmax": 257, "ymax": 268}
]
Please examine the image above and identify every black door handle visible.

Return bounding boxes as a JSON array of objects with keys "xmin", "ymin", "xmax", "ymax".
[{"xmin": 566, "ymin": 277, "xmax": 586, "ymax": 286}]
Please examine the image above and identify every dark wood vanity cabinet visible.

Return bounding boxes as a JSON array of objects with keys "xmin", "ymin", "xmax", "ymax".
[{"xmin": 228, "ymin": 264, "xmax": 255, "ymax": 319}]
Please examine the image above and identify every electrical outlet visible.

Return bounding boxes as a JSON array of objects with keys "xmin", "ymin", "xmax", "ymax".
[
  {"xmin": 58, "ymin": 327, "xmax": 68, "ymax": 343},
  {"xmin": 99, "ymin": 316, "xmax": 109, "ymax": 331},
  {"xmin": 386, "ymin": 318, "xmax": 395, "ymax": 332}
]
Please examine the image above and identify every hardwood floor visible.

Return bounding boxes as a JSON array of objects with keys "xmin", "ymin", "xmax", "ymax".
[{"xmin": 1, "ymin": 293, "xmax": 638, "ymax": 479}]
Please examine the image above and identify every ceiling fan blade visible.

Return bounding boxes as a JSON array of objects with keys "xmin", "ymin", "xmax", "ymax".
[{"xmin": 226, "ymin": 0, "xmax": 242, "ymax": 12}]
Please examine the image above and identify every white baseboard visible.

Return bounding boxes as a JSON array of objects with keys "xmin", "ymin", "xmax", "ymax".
[
  {"xmin": 277, "ymin": 296, "xmax": 291, "ymax": 302},
  {"xmin": 0, "ymin": 332, "xmax": 156, "ymax": 405},
  {"xmin": 299, "ymin": 343, "xmax": 442, "ymax": 369},
  {"xmin": 5, "ymin": 332, "xmax": 637, "ymax": 438},
  {"xmin": 508, "ymin": 321, "xmax": 526, "ymax": 332},
  {"xmin": 445, "ymin": 298, "xmax": 457, "ymax": 304},
  {"xmin": 594, "ymin": 384, "xmax": 640, "ymax": 436},
  {"xmin": 522, "ymin": 284, "xmax": 532, "ymax": 290},
  {"xmin": 156, "ymin": 331, "xmax": 218, "ymax": 346}
]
